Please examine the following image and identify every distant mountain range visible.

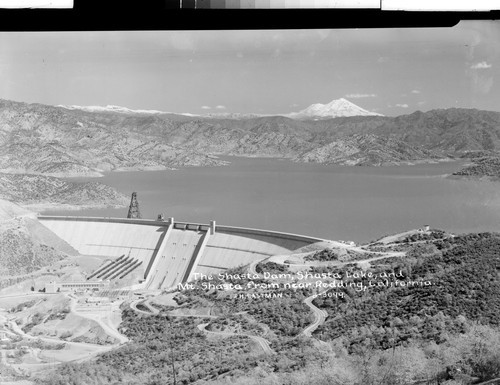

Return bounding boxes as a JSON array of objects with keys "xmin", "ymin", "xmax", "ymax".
[
  {"xmin": 58, "ymin": 104, "xmax": 170, "ymax": 115},
  {"xmin": 58, "ymin": 98, "xmax": 382, "ymax": 120},
  {"xmin": 2, "ymin": 98, "xmax": 500, "ymax": 178}
]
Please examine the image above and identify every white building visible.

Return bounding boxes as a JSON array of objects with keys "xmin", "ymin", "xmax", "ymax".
[{"xmin": 46, "ymin": 281, "xmax": 109, "ymax": 293}]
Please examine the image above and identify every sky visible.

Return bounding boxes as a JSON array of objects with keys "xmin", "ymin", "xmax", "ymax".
[{"xmin": 0, "ymin": 21, "xmax": 499, "ymax": 116}]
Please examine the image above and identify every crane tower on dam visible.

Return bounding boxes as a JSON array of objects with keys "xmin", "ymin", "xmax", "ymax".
[{"xmin": 127, "ymin": 192, "xmax": 142, "ymax": 219}]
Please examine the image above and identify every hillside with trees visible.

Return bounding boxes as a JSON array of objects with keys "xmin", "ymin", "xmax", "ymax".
[
  {"xmin": 314, "ymin": 233, "xmax": 500, "ymax": 352},
  {"xmin": 34, "ymin": 232, "xmax": 500, "ymax": 385},
  {"xmin": 452, "ymin": 155, "xmax": 500, "ymax": 180}
]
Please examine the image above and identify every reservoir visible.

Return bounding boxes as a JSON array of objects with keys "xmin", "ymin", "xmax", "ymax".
[{"xmin": 44, "ymin": 157, "xmax": 500, "ymax": 244}]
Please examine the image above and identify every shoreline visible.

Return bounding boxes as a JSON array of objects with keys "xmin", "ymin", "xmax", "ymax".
[
  {"xmin": 446, "ymin": 174, "xmax": 500, "ymax": 182},
  {"xmin": 0, "ymin": 156, "xmax": 463, "ymax": 179}
]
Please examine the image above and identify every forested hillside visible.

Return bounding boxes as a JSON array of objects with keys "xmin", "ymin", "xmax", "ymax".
[
  {"xmin": 35, "ymin": 232, "xmax": 500, "ymax": 385},
  {"xmin": 314, "ymin": 233, "xmax": 500, "ymax": 351},
  {"xmin": 452, "ymin": 155, "xmax": 500, "ymax": 179}
]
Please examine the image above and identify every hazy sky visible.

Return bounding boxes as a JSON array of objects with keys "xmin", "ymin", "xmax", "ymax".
[{"xmin": 0, "ymin": 21, "xmax": 499, "ymax": 116}]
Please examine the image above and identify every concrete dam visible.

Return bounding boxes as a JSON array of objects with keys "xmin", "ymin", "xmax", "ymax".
[{"xmin": 38, "ymin": 216, "xmax": 327, "ymax": 291}]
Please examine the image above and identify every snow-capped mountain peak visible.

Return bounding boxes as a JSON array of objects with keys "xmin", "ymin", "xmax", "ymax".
[{"xmin": 285, "ymin": 98, "xmax": 383, "ymax": 120}]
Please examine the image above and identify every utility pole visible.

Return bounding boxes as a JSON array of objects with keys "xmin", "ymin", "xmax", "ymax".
[
  {"xmin": 166, "ymin": 318, "xmax": 177, "ymax": 385},
  {"xmin": 169, "ymin": 338, "xmax": 177, "ymax": 385},
  {"xmin": 152, "ymin": 320, "xmax": 177, "ymax": 385}
]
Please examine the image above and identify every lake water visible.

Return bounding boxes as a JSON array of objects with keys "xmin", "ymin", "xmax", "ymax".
[{"xmin": 44, "ymin": 157, "xmax": 500, "ymax": 244}]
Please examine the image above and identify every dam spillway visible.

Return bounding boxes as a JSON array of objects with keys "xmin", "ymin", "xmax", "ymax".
[
  {"xmin": 146, "ymin": 227, "xmax": 205, "ymax": 290},
  {"xmin": 38, "ymin": 216, "xmax": 326, "ymax": 290}
]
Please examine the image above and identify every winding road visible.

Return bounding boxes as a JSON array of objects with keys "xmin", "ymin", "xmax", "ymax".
[
  {"xmin": 197, "ymin": 322, "xmax": 275, "ymax": 355},
  {"xmin": 70, "ymin": 297, "xmax": 129, "ymax": 345},
  {"xmin": 0, "ymin": 293, "xmax": 130, "ymax": 375},
  {"xmin": 248, "ymin": 257, "xmax": 330, "ymax": 338},
  {"xmin": 130, "ymin": 298, "xmax": 160, "ymax": 316},
  {"xmin": 301, "ymin": 292, "xmax": 329, "ymax": 337},
  {"xmin": 247, "ymin": 250, "xmax": 406, "ymax": 339},
  {"xmin": 129, "ymin": 297, "xmax": 274, "ymax": 355},
  {"xmin": 6, "ymin": 319, "xmax": 114, "ymax": 366},
  {"xmin": 247, "ymin": 258, "xmax": 267, "ymax": 276},
  {"xmin": 127, "ymin": 247, "xmax": 407, "ymax": 358}
]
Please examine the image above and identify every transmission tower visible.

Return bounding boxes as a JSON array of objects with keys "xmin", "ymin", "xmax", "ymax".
[{"xmin": 127, "ymin": 192, "xmax": 142, "ymax": 219}]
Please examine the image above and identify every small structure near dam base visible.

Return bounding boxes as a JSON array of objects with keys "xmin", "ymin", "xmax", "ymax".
[{"xmin": 46, "ymin": 280, "xmax": 109, "ymax": 293}]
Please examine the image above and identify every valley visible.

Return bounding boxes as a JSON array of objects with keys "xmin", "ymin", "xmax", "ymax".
[
  {"xmin": 1, "ymin": 98, "xmax": 500, "ymax": 385},
  {"xmin": 2, "ymin": 22, "xmax": 500, "ymax": 385},
  {"xmin": 1, "ymin": 98, "xmax": 500, "ymax": 180},
  {"xmin": 1, "ymin": 98, "xmax": 499, "ymax": 218}
]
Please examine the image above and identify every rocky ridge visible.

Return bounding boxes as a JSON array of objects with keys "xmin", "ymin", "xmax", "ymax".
[
  {"xmin": 0, "ymin": 201, "xmax": 72, "ymax": 277},
  {"xmin": 0, "ymin": 173, "xmax": 129, "ymax": 210},
  {"xmin": 294, "ymin": 133, "xmax": 440, "ymax": 166},
  {"xmin": 2, "ymin": 99, "xmax": 500, "ymax": 177}
]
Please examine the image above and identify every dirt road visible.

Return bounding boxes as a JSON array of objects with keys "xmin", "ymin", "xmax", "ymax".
[
  {"xmin": 301, "ymin": 292, "xmax": 328, "ymax": 337},
  {"xmin": 197, "ymin": 322, "xmax": 275, "ymax": 355},
  {"xmin": 70, "ymin": 298, "xmax": 129, "ymax": 345}
]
